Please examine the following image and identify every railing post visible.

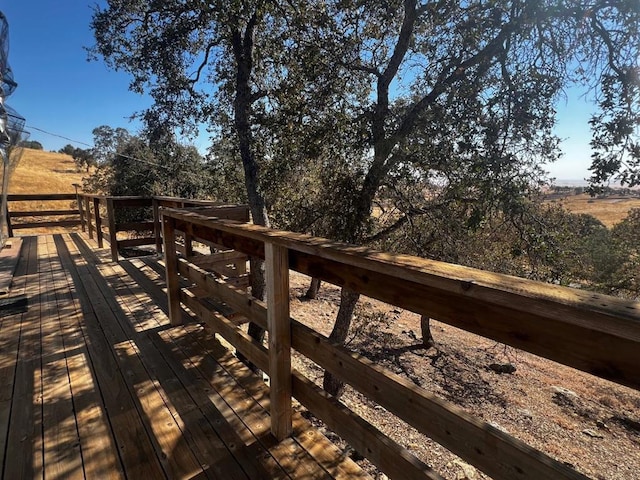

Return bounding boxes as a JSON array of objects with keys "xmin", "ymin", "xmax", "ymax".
[
  {"xmin": 265, "ymin": 242, "xmax": 292, "ymax": 440},
  {"xmin": 93, "ymin": 197, "xmax": 103, "ymax": 248},
  {"xmin": 85, "ymin": 196, "xmax": 93, "ymax": 239},
  {"xmin": 162, "ymin": 215, "xmax": 182, "ymax": 325},
  {"xmin": 77, "ymin": 194, "xmax": 86, "ymax": 232},
  {"xmin": 153, "ymin": 198, "xmax": 162, "ymax": 254},
  {"xmin": 106, "ymin": 197, "xmax": 119, "ymax": 262},
  {"xmin": 4, "ymin": 201, "xmax": 12, "ymax": 238}
]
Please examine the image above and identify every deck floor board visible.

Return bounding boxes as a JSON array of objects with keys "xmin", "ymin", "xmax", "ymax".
[{"xmin": 0, "ymin": 233, "xmax": 368, "ymax": 480}]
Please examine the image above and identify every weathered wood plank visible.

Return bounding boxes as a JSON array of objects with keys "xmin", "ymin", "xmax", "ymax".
[
  {"xmin": 117, "ymin": 237, "xmax": 156, "ymax": 248},
  {"xmin": 291, "ymin": 320, "xmax": 588, "ymax": 480},
  {"xmin": 40, "ymin": 236, "xmax": 84, "ymax": 480},
  {"xmin": 265, "ymin": 243, "xmax": 292, "ymax": 440},
  {"xmin": 54, "ymin": 235, "xmax": 167, "ymax": 479},
  {"xmin": 9, "ymin": 209, "xmax": 80, "ymax": 217},
  {"xmin": 162, "ymin": 216, "xmax": 182, "ymax": 325},
  {"xmin": 11, "ymin": 219, "xmax": 82, "ymax": 229},
  {"xmin": 8, "ymin": 193, "xmax": 77, "ymax": 201},
  {"xmin": 50, "ymin": 235, "xmax": 124, "ymax": 479},
  {"xmin": 106, "ymin": 198, "xmax": 119, "ymax": 262},
  {"xmin": 78, "ymin": 239, "xmax": 271, "ymax": 479},
  {"xmin": 0, "ymin": 237, "xmax": 33, "ymax": 473},
  {"xmin": 292, "ymin": 372, "xmax": 441, "ymax": 480},
  {"xmin": 4, "ymin": 236, "xmax": 44, "ymax": 480},
  {"xmin": 162, "ymin": 209, "xmax": 640, "ymax": 391}
]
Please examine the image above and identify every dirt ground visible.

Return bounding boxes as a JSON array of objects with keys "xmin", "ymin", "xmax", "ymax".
[{"xmin": 286, "ymin": 272, "xmax": 640, "ymax": 480}]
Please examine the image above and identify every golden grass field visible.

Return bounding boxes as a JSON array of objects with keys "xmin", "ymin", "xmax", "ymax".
[
  {"xmin": 7, "ymin": 148, "xmax": 89, "ymax": 233},
  {"xmin": 547, "ymin": 194, "xmax": 640, "ymax": 228}
]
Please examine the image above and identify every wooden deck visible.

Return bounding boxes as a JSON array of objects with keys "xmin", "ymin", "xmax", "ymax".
[{"xmin": 0, "ymin": 233, "xmax": 367, "ymax": 479}]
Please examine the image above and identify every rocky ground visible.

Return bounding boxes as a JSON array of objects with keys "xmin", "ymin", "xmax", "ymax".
[{"xmin": 286, "ymin": 272, "xmax": 640, "ymax": 480}]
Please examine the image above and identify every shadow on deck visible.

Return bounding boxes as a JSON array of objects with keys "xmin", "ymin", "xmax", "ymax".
[{"xmin": 0, "ymin": 233, "xmax": 365, "ymax": 479}]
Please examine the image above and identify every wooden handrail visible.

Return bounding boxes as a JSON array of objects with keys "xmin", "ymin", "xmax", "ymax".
[{"xmin": 160, "ymin": 207, "xmax": 638, "ymax": 480}]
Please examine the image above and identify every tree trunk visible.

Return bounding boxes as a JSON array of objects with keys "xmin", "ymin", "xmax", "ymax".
[
  {"xmin": 304, "ymin": 277, "xmax": 321, "ymax": 299},
  {"xmin": 323, "ymin": 288, "xmax": 360, "ymax": 397},
  {"xmin": 231, "ymin": 18, "xmax": 270, "ymax": 372},
  {"xmin": 420, "ymin": 315, "xmax": 435, "ymax": 348}
]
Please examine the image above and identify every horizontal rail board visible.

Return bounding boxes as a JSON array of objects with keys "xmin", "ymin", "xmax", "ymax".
[
  {"xmin": 9, "ymin": 210, "xmax": 79, "ymax": 217},
  {"xmin": 178, "ymin": 259, "xmax": 265, "ymax": 326},
  {"xmin": 291, "ymin": 321, "xmax": 586, "ymax": 480},
  {"xmin": 180, "ymin": 289, "xmax": 268, "ymax": 370},
  {"xmin": 178, "ymin": 255, "xmax": 585, "ymax": 479},
  {"xmin": 11, "ymin": 220, "xmax": 82, "ymax": 229},
  {"xmin": 292, "ymin": 373, "xmax": 441, "ymax": 480},
  {"xmin": 117, "ymin": 237, "xmax": 156, "ymax": 248},
  {"xmin": 116, "ymin": 221, "xmax": 155, "ymax": 232},
  {"xmin": 112, "ymin": 198, "xmax": 153, "ymax": 208},
  {"xmin": 163, "ymin": 208, "xmax": 640, "ymax": 391},
  {"xmin": 8, "ymin": 193, "xmax": 77, "ymax": 201}
]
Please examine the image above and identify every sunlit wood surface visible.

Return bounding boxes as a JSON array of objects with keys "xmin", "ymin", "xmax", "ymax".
[{"xmin": 0, "ymin": 233, "xmax": 367, "ymax": 479}]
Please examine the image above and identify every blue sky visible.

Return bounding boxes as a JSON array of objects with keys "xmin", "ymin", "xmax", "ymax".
[{"xmin": 3, "ymin": 2, "xmax": 597, "ymax": 182}]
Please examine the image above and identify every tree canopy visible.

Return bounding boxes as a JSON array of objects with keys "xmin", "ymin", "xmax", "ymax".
[{"xmin": 90, "ymin": 0, "xmax": 640, "ymax": 393}]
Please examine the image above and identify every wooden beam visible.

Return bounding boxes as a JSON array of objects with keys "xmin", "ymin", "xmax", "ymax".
[
  {"xmin": 115, "ymin": 221, "xmax": 155, "ymax": 232},
  {"xmin": 77, "ymin": 194, "xmax": 86, "ymax": 232},
  {"xmin": 117, "ymin": 237, "xmax": 156, "ymax": 249},
  {"xmin": 10, "ymin": 220, "xmax": 82, "ymax": 229},
  {"xmin": 7, "ymin": 193, "xmax": 77, "ymax": 201},
  {"xmin": 291, "ymin": 321, "xmax": 588, "ymax": 480},
  {"xmin": 9, "ymin": 209, "xmax": 80, "ymax": 217},
  {"xmin": 106, "ymin": 198, "xmax": 118, "ymax": 262},
  {"xmin": 85, "ymin": 196, "xmax": 93, "ymax": 239},
  {"xmin": 265, "ymin": 242, "xmax": 292, "ymax": 440},
  {"xmin": 153, "ymin": 199, "xmax": 162, "ymax": 254},
  {"xmin": 160, "ymin": 208, "xmax": 640, "ymax": 391},
  {"xmin": 292, "ymin": 373, "xmax": 441, "ymax": 480},
  {"xmin": 93, "ymin": 197, "xmax": 103, "ymax": 248},
  {"xmin": 179, "ymin": 289, "xmax": 269, "ymax": 370},
  {"xmin": 162, "ymin": 215, "xmax": 182, "ymax": 325}
]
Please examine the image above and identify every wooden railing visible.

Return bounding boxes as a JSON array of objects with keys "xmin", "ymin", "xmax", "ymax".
[
  {"xmin": 6, "ymin": 193, "xmax": 81, "ymax": 235},
  {"xmin": 161, "ymin": 207, "xmax": 640, "ymax": 480},
  {"xmin": 77, "ymin": 194, "xmax": 249, "ymax": 261}
]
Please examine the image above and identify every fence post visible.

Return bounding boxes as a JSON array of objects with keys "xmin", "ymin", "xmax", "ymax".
[
  {"xmin": 85, "ymin": 196, "xmax": 93, "ymax": 239},
  {"xmin": 77, "ymin": 194, "xmax": 86, "ymax": 232},
  {"xmin": 265, "ymin": 242, "xmax": 292, "ymax": 440},
  {"xmin": 106, "ymin": 197, "xmax": 119, "ymax": 262},
  {"xmin": 153, "ymin": 198, "xmax": 162, "ymax": 254},
  {"xmin": 5, "ymin": 202, "xmax": 12, "ymax": 237},
  {"xmin": 162, "ymin": 215, "xmax": 182, "ymax": 325},
  {"xmin": 94, "ymin": 197, "xmax": 103, "ymax": 248}
]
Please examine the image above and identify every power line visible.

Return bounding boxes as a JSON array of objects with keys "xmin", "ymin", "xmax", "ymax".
[
  {"xmin": 24, "ymin": 125, "xmax": 93, "ymax": 148},
  {"xmin": 23, "ymin": 123, "xmax": 172, "ymax": 170}
]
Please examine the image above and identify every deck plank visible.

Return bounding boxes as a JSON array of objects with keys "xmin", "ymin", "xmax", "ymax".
[
  {"xmin": 54, "ymin": 234, "xmax": 168, "ymax": 479},
  {"xmin": 40, "ymin": 236, "xmax": 84, "ymax": 479},
  {"xmin": 4, "ymin": 236, "xmax": 44, "ymax": 480},
  {"xmin": 0, "ymin": 233, "xmax": 370, "ymax": 480},
  {"xmin": 48, "ymin": 235, "xmax": 125, "ymax": 480},
  {"xmin": 70, "ymin": 234, "xmax": 272, "ymax": 480},
  {"xmin": 0, "ymin": 237, "xmax": 34, "ymax": 471}
]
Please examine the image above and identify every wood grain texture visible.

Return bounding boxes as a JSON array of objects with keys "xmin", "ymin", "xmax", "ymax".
[{"xmin": 265, "ymin": 243, "xmax": 292, "ymax": 440}]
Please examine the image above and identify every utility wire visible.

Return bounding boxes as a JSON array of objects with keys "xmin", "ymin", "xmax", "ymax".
[{"xmin": 23, "ymin": 123, "xmax": 173, "ymax": 170}]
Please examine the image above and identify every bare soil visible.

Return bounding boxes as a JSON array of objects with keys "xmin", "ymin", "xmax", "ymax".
[{"xmin": 287, "ymin": 272, "xmax": 640, "ymax": 480}]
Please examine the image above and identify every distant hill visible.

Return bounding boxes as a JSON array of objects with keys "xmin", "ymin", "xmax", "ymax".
[{"xmin": 9, "ymin": 147, "xmax": 88, "ymax": 195}]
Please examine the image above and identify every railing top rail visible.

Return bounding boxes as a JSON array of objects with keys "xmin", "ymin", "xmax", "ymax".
[
  {"xmin": 8, "ymin": 193, "xmax": 78, "ymax": 201},
  {"xmin": 162, "ymin": 207, "xmax": 640, "ymax": 391}
]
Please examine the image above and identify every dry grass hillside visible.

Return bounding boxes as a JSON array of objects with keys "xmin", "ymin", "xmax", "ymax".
[
  {"xmin": 9, "ymin": 147, "xmax": 86, "ymax": 195},
  {"xmin": 7, "ymin": 148, "xmax": 89, "ymax": 234},
  {"xmin": 548, "ymin": 193, "xmax": 640, "ymax": 228}
]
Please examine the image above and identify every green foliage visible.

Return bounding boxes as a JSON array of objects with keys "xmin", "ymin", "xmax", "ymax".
[
  {"xmin": 83, "ymin": 125, "xmax": 212, "ymax": 199},
  {"xmin": 58, "ymin": 144, "xmax": 75, "ymax": 156},
  {"xmin": 20, "ymin": 140, "xmax": 43, "ymax": 150}
]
